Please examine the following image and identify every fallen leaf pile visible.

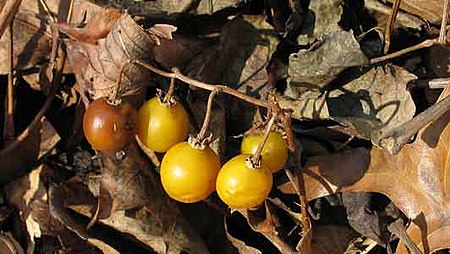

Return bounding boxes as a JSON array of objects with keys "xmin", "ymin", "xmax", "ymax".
[{"xmin": 0, "ymin": 0, "xmax": 450, "ymax": 253}]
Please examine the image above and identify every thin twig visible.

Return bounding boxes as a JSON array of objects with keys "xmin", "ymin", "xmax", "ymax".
[
  {"xmin": 281, "ymin": 109, "xmax": 311, "ymax": 234},
  {"xmin": 0, "ymin": 0, "xmax": 22, "ymax": 40},
  {"xmin": 370, "ymin": 38, "xmax": 437, "ymax": 64},
  {"xmin": 439, "ymin": 0, "xmax": 450, "ymax": 44},
  {"xmin": 383, "ymin": 0, "xmax": 401, "ymax": 53},
  {"xmin": 5, "ymin": 22, "xmax": 14, "ymax": 143},
  {"xmin": 196, "ymin": 88, "xmax": 220, "ymax": 141},
  {"xmin": 131, "ymin": 60, "xmax": 278, "ymax": 111}
]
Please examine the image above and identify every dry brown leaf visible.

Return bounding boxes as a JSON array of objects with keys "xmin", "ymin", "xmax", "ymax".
[
  {"xmin": 279, "ymin": 85, "xmax": 450, "ymax": 253},
  {"xmin": 279, "ymin": 65, "xmax": 416, "ymax": 144},
  {"xmin": 3, "ymin": 166, "xmax": 105, "ymax": 253},
  {"xmin": 386, "ymin": 0, "xmax": 444, "ymax": 24},
  {"xmin": 95, "ymin": 143, "xmax": 209, "ymax": 253},
  {"xmin": 311, "ymin": 225, "xmax": 359, "ymax": 254},
  {"xmin": 57, "ymin": 8, "xmax": 122, "ymax": 44},
  {"xmin": 287, "ymin": 31, "xmax": 368, "ymax": 95},
  {"xmin": 0, "ymin": 117, "xmax": 59, "ymax": 185},
  {"xmin": 66, "ymin": 14, "xmax": 175, "ymax": 101},
  {"xmin": 236, "ymin": 203, "xmax": 297, "ymax": 254},
  {"xmin": 0, "ymin": 0, "xmax": 104, "ymax": 74},
  {"xmin": 224, "ymin": 218, "xmax": 262, "ymax": 254}
]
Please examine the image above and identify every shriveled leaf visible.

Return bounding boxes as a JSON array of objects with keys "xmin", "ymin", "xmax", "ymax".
[
  {"xmin": 297, "ymin": 0, "xmax": 343, "ymax": 45},
  {"xmin": 386, "ymin": 0, "xmax": 444, "ymax": 24},
  {"xmin": 280, "ymin": 85, "xmax": 450, "ymax": 253},
  {"xmin": 0, "ymin": 0, "xmax": 104, "ymax": 73},
  {"xmin": 99, "ymin": 143, "xmax": 154, "ymax": 213},
  {"xmin": 280, "ymin": 65, "xmax": 416, "ymax": 144},
  {"xmin": 95, "ymin": 143, "xmax": 208, "ymax": 254},
  {"xmin": 286, "ymin": 31, "xmax": 368, "ymax": 96},
  {"xmin": 225, "ymin": 221, "xmax": 262, "ymax": 254},
  {"xmin": 66, "ymin": 14, "xmax": 174, "ymax": 100},
  {"xmin": 311, "ymin": 225, "xmax": 359, "ymax": 254},
  {"xmin": 3, "ymin": 166, "xmax": 104, "ymax": 253},
  {"xmin": 236, "ymin": 15, "xmax": 279, "ymax": 94},
  {"xmin": 57, "ymin": 8, "xmax": 122, "ymax": 44},
  {"xmin": 365, "ymin": 0, "xmax": 427, "ymax": 31},
  {"xmin": 236, "ymin": 203, "xmax": 297, "ymax": 254},
  {"xmin": 0, "ymin": 117, "xmax": 59, "ymax": 185}
]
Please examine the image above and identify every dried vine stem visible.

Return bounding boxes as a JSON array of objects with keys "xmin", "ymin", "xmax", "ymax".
[
  {"xmin": 281, "ymin": 109, "xmax": 311, "ymax": 234},
  {"xmin": 162, "ymin": 77, "xmax": 176, "ymax": 104},
  {"xmin": 131, "ymin": 60, "xmax": 278, "ymax": 112},
  {"xmin": 5, "ymin": 22, "xmax": 14, "ymax": 143},
  {"xmin": 196, "ymin": 88, "xmax": 221, "ymax": 142},
  {"xmin": 249, "ymin": 114, "xmax": 277, "ymax": 167}
]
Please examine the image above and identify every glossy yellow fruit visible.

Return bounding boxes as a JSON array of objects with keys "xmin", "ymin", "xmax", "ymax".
[
  {"xmin": 160, "ymin": 142, "xmax": 221, "ymax": 203},
  {"xmin": 138, "ymin": 97, "xmax": 189, "ymax": 153},
  {"xmin": 216, "ymin": 154, "xmax": 273, "ymax": 208},
  {"xmin": 241, "ymin": 131, "xmax": 288, "ymax": 173}
]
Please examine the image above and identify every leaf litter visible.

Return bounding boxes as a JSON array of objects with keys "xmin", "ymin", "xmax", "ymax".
[{"xmin": 1, "ymin": 0, "xmax": 450, "ymax": 253}]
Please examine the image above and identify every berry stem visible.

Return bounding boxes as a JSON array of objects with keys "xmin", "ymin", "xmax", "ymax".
[
  {"xmin": 196, "ymin": 88, "xmax": 221, "ymax": 142},
  {"xmin": 162, "ymin": 77, "xmax": 176, "ymax": 104},
  {"xmin": 131, "ymin": 60, "xmax": 280, "ymax": 113},
  {"xmin": 250, "ymin": 114, "xmax": 277, "ymax": 168}
]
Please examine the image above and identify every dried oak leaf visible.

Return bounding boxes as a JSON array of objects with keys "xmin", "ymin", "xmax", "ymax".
[
  {"xmin": 66, "ymin": 14, "xmax": 176, "ymax": 100},
  {"xmin": 280, "ymin": 86, "xmax": 450, "ymax": 253}
]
